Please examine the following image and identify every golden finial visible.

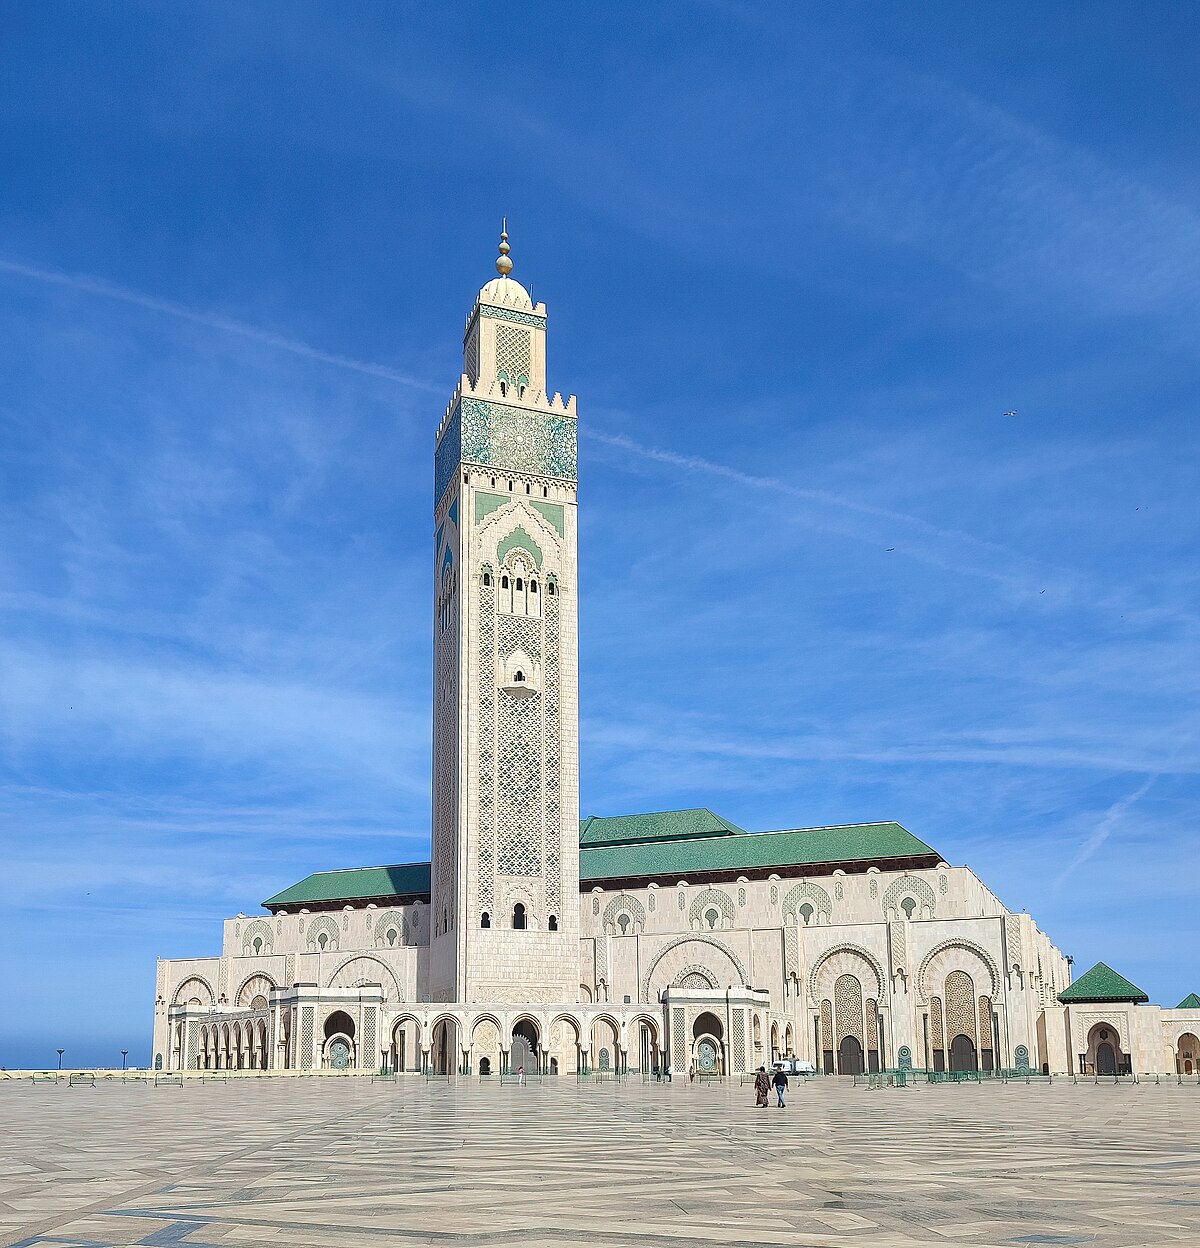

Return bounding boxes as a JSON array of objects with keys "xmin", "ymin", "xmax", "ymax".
[{"xmin": 496, "ymin": 218, "xmax": 513, "ymax": 276}]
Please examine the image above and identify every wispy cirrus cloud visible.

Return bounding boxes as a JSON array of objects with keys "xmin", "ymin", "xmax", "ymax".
[{"xmin": 0, "ymin": 255, "xmax": 442, "ymax": 392}]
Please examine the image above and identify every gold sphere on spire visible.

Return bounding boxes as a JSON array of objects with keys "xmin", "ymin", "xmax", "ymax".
[{"xmin": 496, "ymin": 219, "xmax": 513, "ymax": 276}]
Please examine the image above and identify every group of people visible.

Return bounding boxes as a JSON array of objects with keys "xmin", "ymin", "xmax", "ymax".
[{"xmin": 753, "ymin": 1064, "xmax": 789, "ymax": 1108}]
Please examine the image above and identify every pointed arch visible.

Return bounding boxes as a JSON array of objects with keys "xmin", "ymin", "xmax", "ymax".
[
  {"xmin": 782, "ymin": 881, "xmax": 832, "ymax": 925},
  {"xmin": 326, "ymin": 954, "xmax": 402, "ymax": 1001},
  {"xmin": 602, "ymin": 893, "xmax": 647, "ymax": 935},
  {"xmin": 236, "ymin": 972, "xmax": 277, "ymax": 1008},
  {"xmin": 882, "ymin": 874, "xmax": 937, "ymax": 919},
  {"xmin": 172, "ymin": 976, "xmax": 215, "ymax": 1007},
  {"xmin": 917, "ymin": 939, "xmax": 1000, "ymax": 1000},
  {"xmin": 809, "ymin": 943, "xmax": 886, "ymax": 1001},
  {"xmin": 641, "ymin": 934, "xmax": 751, "ymax": 1000},
  {"xmin": 688, "ymin": 887, "xmax": 735, "ymax": 931}
]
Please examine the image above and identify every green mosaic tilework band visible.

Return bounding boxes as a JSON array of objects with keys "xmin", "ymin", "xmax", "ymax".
[
  {"xmin": 530, "ymin": 499, "xmax": 564, "ymax": 536},
  {"xmin": 479, "ymin": 303, "xmax": 546, "ymax": 327},
  {"xmin": 462, "ymin": 398, "xmax": 577, "ymax": 482},
  {"xmin": 474, "ymin": 494, "xmax": 565, "ymax": 538},
  {"xmin": 475, "ymin": 491, "xmax": 509, "ymax": 525}
]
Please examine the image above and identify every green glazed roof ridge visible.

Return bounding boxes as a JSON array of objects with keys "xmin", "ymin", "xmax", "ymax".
[
  {"xmin": 262, "ymin": 861, "xmax": 431, "ymax": 908},
  {"xmin": 579, "ymin": 807, "xmax": 747, "ymax": 847},
  {"xmin": 1058, "ymin": 961, "xmax": 1149, "ymax": 1004}
]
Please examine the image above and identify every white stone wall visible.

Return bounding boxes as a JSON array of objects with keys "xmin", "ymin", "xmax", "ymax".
[{"xmin": 578, "ymin": 863, "xmax": 1069, "ymax": 1073}]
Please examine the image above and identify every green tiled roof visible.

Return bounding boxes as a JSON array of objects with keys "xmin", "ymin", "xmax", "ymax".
[
  {"xmin": 262, "ymin": 818, "xmax": 939, "ymax": 910},
  {"xmin": 263, "ymin": 862, "xmax": 431, "ymax": 909},
  {"xmin": 1176, "ymin": 993, "xmax": 1200, "ymax": 1010},
  {"xmin": 1058, "ymin": 962, "xmax": 1149, "ymax": 1005},
  {"xmin": 579, "ymin": 821, "xmax": 937, "ymax": 883},
  {"xmin": 579, "ymin": 807, "xmax": 744, "ymax": 848}
]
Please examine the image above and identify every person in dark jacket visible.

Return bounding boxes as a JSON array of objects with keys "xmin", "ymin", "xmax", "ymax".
[
  {"xmin": 772, "ymin": 1064, "xmax": 789, "ymax": 1108},
  {"xmin": 753, "ymin": 1066, "xmax": 770, "ymax": 1107}
]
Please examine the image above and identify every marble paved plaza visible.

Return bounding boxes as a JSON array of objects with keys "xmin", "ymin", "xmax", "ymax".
[{"xmin": 2, "ymin": 1076, "xmax": 1200, "ymax": 1248}]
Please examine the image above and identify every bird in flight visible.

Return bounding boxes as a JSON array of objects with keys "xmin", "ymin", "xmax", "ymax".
[
  {"xmin": 886, "ymin": 547, "xmax": 895, "ymax": 552},
  {"xmin": 1003, "ymin": 410, "xmax": 1017, "ymax": 418}
]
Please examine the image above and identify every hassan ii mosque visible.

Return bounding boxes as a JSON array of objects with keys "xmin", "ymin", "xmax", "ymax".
[{"xmin": 154, "ymin": 232, "xmax": 1200, "ymax": 1081}]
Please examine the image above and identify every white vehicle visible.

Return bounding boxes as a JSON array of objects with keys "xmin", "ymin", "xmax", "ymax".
[{"xmin": 774, "ymin": 1059, "xmax": 817, "ymax": 1077}]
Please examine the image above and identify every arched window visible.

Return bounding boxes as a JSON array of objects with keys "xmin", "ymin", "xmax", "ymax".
[
  {"xmin": 530, "ymin": 581, "xmax": 538, "ymax": 596},
  {"xmin": 799, "ymin": 903, "xmax": 814, "ymax": 925},
  {"xmin": 513, "ymin": 670, "xmax": 525, "ymax": 683},
  {"xmin": 386, "ymin": 928, "xmax": 398, "ymax": 947},
  {"xmin": 499, "ymin": 380, "xmax": 507, "ymax": 397},
  {"xmin": 547, "ymin": 582, "xmax": 556, "ymax": 596},
  {"xmin": 481, "ymin": 912, "xmax": 490, "ymax": 929},
  {"xmin": 525, "ymin": 482, "xmax": 531, "ymax": 494},
  {"xmin": 317, "ymin": 932, "xmax": 328, "ymax": 950},
  {"xmin": 901, "ymin": 897, "xmax": 916, "ymax": 919},
  {"xmin": 515, "ymin": 578, "xmax": 523, "ymax": 591},
  {"xmin": 501, "ymin": 576, "xmax": 509, "ymax": 589},
  {"xmin": 252, "ymin": 936, "xmax": 263, "ymax": 954},
  {"xmin": 542, "ymin": 486, "xmax": 548, "ymax": 497},
  {"xmin": 548, "ymin": 915, "xmax": 558, "ymax": 931},
  {"xmin": 482, "ymin": 571, "xmax": 491, "ymax": 587},
  {"xmin": 617, "ymin": 913, "xmax": 630, "ymax": 935},
  {"xmin": 513, "ymin": 903, "xmax": 527, "ymax": 930}
]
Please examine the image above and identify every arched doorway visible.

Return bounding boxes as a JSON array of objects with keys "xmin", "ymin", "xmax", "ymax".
[
  {"xmin": 1086, "ymin": 1022, "xmax": 1124, "ymax": 1075},
  {"xmin": 324, "ymin": 1010, "xmax": 355, "ymax": 1070},
  {"xmin": 949, "ymin": 1034, "xmax": 977, "ymax": 1073},
  {"xmin": 1177, "ymin": 1033, "xmax": 1199, "ymax": 1075},
  {"xmin": 833, "ymin": 1033, "xmax": 858, "ymax": 1073},
  {"xmin": 511, "ymin": 1019, "xmax": 539, "ymax": 1074},
  {"xmin": 838, "ymin": 1035, "xmax": 864, "ymax": 1075},
  {"xmin": 1096, "ymin": 1041, "xmax": 1116, "ymax": 1075},
  {"xmin": 431, "ymin": 1017, "xmax": 459, "ymax": 1074},
  {"xmin": 693, "ymin": 1010, "xmax": 724, "ymax": 1075}
]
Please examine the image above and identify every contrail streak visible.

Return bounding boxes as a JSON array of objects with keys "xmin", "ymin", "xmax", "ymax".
[
  {"xmin": 584, "ymin": 427, "xmax": 1025, "ymax": 565},
  {"xmin": 0, "ymin": 255, "xmax": 442, "ymax": 393}
]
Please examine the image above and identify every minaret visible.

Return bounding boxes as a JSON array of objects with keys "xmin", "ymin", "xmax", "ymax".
[{"xmin": 429, "ymin": 227, "xmax": 580, "ymax": 1004}]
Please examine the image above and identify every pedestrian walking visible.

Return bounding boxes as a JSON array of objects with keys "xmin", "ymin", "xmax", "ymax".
[
  {"xmin": 772, "ymin": 1064, "xmax": 789, "ymax": 1108},
  {"xmin": 688, "ymin": 1063, "xmax": 697, "ymax": 1084},
  {"xmin": 754, "ymin": 1066, "xmax": 770, "ymax": 1108},
  {"xmin": 517, "ymin": 1065, "xmax": 526, "ymax": 1087}
]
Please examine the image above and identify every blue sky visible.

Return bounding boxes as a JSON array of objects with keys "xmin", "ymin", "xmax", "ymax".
[{"xmin": 1, "ymin": 2, "xmax": 1197, "ymax": 1068}]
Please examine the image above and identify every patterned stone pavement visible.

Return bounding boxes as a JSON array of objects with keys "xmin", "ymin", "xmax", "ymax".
[{"xmin": 2, "ymin": 1076, "xmax": 1200, "ymax": 1248}]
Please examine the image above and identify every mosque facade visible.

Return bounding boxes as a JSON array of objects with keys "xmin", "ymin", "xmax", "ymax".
[{"xmin": 153, "ymin": 237, "xmax": 1200, "ymax": 1079}]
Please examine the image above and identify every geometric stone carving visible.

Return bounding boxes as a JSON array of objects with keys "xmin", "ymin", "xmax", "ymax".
[
  {"xmin": 882, "ymin": 874, "xmax": 936, "ymax": 919},
  {"xmin": 782, "ymin": 881, "xmax": 832, "ymax": 925}
]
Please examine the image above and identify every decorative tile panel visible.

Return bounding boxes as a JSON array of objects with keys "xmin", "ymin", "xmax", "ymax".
[
  {"xmin": 301, "ymin": 1007, "xmax": 315, "ymax": 1070},
  {"xmin": 732, "ymin": 1011, "xmax": 746, "ymax": 1072},
  {"xmin": 480, "ymin": 304, "xmax": 546, "ymax": 328},
  {"xmin": 437, "ymin": 398, "xmax": 576, "ymax": 505},
  {"xmin": 946, "ymin": 970, "xmax": 976, "ymax": 1042},
  {"xmin": 495, "ymin": 324, "xmax": 531, "ymax": 384},
  {"xmin": 835, "ymin": 974, "xmax": 864, "ymax": 1044},
  {"xmin": 478, "ymin": 574, "xmax": 496, "ymax": 910}
]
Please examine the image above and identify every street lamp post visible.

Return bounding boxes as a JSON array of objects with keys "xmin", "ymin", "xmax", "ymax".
[
  {"xmin": 56, "ymin": 1048, "xmax": 64, "ymax": 1070},
  {"xmin": 121, "ymin": 1049, "xmax": 129, "ymax": 1072}
]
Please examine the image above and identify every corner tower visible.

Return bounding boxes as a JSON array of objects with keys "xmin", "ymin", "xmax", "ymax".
[{"xmin": 429, "ymin": 227, "xmax": 580, "ymax": 1003}]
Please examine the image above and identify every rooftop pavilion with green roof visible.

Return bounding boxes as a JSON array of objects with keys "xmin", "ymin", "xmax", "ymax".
[{"xmin": 1057, "ymin": 962, "xmax": 1150, "ymax": 1005}]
